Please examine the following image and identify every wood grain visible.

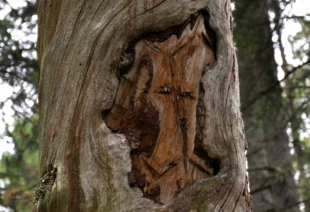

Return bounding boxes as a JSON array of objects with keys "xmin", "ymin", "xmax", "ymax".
[{"xmin": 105, "ymin": 15, "xmax": 216, "ymax": 204}]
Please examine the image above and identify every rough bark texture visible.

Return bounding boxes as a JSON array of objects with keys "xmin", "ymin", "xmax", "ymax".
[
  {"xmin": 234, "ymin": 1, "xmax": 300, "ymax": 211},
  {"xmin": 36, "ymin": 0, "xmax": 250, "ymax": 211}
]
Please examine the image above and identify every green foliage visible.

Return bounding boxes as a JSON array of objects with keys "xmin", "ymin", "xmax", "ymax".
[
  {"xmin": 0, "ymin": 1, "xmax": 39, "ymax": 211},
  {"xmin": 0, "ymin": 0, "xmax": 38, "ymax": 117},
  {"xmin": 290, "ymin": 18, "xmax": 310, "ymax": 60},
  {"xmin": 0, "ymin": 115, "xmax": 39, "ymax": 211}
]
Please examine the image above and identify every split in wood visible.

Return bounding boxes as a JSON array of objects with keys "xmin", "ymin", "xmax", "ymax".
[{"xmin": 34, "ymin": 164, "xmax": 57, "ymax": 204}]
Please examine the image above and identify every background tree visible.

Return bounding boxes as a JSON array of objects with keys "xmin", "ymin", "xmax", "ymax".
[
  {"xmin": 35, "ymin": 0, "xmax": 250, "ymax": 211},
  {"xmin": 0, "ymin": 0, "xmax": 38, "ymax": 116},
  {"xmin": 282, "ymin": 9, "xmax": 310, "ymax": 211},
  {"xmin": 0, "ymin": 0, "xmax": 39, "ymax": 211},
  {"xmin": 234, "ymin": 0, "xmax": 310, "ymax": 211}
]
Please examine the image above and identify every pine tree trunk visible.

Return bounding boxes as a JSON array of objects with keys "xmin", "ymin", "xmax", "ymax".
[
  {"xmin": 35, "ymin": 0, "xmax": 251, "ymax": 211},
  {"xmin": 234, "ymin": 0, "xmax": 300, "ymax": 211}
]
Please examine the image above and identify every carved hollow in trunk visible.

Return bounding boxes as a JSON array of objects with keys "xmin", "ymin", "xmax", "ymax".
[{"xmin": 104, "ymin": 13, "xmax": 217, "ymax": 204}]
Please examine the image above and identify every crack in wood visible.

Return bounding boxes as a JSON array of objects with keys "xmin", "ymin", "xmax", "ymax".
[
  {"xmin": 34, "ymin": 164, "xmax": 57, "ymax": 204},
  {"xmin": 104, "ymin": 11, "xmax": 218, "ymax": 204}
]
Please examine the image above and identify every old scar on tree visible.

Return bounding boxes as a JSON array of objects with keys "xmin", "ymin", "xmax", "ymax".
[{"xmin": 104, "ymin": 14, "xmax": 218, "ymax": 204}]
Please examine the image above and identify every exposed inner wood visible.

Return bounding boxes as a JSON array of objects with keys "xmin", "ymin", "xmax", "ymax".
[{"xmin": 104, "ymin": 15, "xmax": 216, "ymax": 204}]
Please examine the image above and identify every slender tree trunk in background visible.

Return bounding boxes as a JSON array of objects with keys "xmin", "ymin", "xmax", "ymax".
[
  {"xmin": 234, "ymin": 0, "xmax": 300, "ymax": 211},
  {"xmin": 35, "ymin": 0, "xmax": 251, "ymax": 211},
  {"xmin": 272, "ymin": 1, "xmax": 310, "ymax": 210}
]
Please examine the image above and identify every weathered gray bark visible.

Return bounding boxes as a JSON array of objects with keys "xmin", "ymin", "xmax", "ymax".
[
  {"xmin": 234, "ymin": 1, "xmax": 300, "ymax": 211},
  {"xmin": 35, "ymin": 0, "xmax": 250, "ymax": 211}
]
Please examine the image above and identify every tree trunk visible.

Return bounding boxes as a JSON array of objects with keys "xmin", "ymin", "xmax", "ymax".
[
  {"xmin": 35, "ymin": 0, "xmax": 250, "ymax": 211},
  {"xmin": 234, "ymin": 0, "xmax": 300, "ymax": 211}
]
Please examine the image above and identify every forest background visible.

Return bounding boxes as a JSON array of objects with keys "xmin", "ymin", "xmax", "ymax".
[{"xmin": 0, "ymin": 0, "xmax": 309, "ymax": 211}]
